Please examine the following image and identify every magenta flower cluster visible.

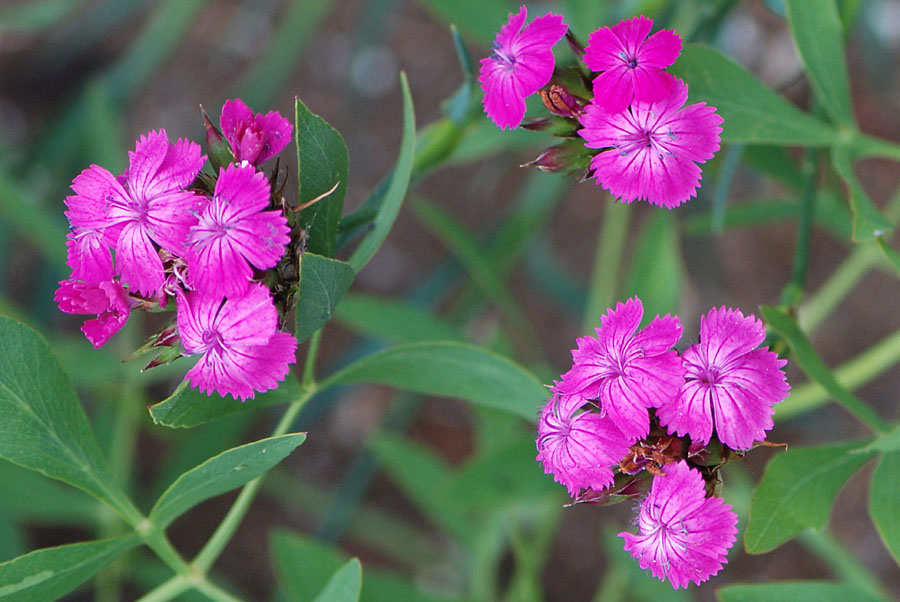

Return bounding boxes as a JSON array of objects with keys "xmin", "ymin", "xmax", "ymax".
[
  {"xmin": 479, "ymin": 9, "xmax": 723, "ymax": 208},
  {"xmin": 55, "ymin": 99, "xmax": 297, "ymax": 400},
  {"xmin": 536, "ymin": 297, "xmax": 790, "ymax": 588}
]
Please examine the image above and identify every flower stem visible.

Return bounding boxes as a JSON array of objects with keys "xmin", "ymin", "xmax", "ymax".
[
  {"xmin": 781, "ymin": 147, "xmax": 818, "ymax": 306},
  {"xmin": 191, "ymin": 329, "xmax": 323, "ymax": 574},
  {"xmin": 777, "ymin": 325, "xmax": 900, "ymax": 421},
  {"xmin": 134, "ymin": 576, "xmax": 190, "ymax": 602},
  {"xmin": 583, "ymin": 197, "xmax": 631, "ymax": 332}
]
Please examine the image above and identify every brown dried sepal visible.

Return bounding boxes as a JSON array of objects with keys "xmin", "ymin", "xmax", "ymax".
[{"xmin": 619, "ymin": 436, "xmax": 685, "ymax": 476}]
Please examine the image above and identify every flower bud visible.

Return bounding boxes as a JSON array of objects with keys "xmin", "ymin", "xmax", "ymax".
[
  {"xmin": 201, "ymin": 105, "xmax": 236, "ymax": 171},
  {"xmin": 539, "ymin": 84, "xmax": 584, "ymax": 118}
]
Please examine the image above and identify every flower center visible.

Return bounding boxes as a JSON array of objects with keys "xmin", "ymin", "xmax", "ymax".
[
  {"xmin": 491, "ymin": 42, "xmax": 517, "ymax": 70},
  {"xmin": 200, "ymin": 329, "xmax": 223, "ymax": 351}
]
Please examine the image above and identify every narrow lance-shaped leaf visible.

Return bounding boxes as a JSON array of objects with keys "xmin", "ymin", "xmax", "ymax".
[
  {"xmin": 149, "ymin": 433, "xmax": 306, "ymax": 528},
  {"xmin": 349, "ymin": 72, "xmax": 416, "ymax": 271},
  {"xmin": 831, "ymin": 145, "xmax": 893, "ymax": 242},
  {"xmin": 669, "ymin": 44, "xmax": 838, "ymax": 146},
  {"xmin": 0, "ymin": 317, "xmax": 130, "ymax": 516},
  {"xmin": 718, "ymin": 581, "xmax": 882, "ymax": 602},
  {"xmin": 0, "ymin": 534, "xmax": 141, "ymax": 601},
  {"xmin": 868, "ymin": 451, "xmax": 900, "ymax": 567},
  {"xmin": 295, "ymin": 95, "xmax": 349, "ymax": 257},
  {"xmin": 148, "ymin": 375, "xmax": 303, "ymax": 429},
  {"xmin": 744, "ymin": 441, "xmax": 874, "ymax": 554},
  {"xmin": 295, "ymin": 252, "xmax": 355, "ymax": 344},
  {"xmin": 319, "ymin": 341, "xmax": 548, "ymax": 420},
  {"xmin": 762, "ymin": 305, "xmax": 887, "ymax": 433},
  {"xmin": 313, "ymin": 558, "xmax": 362, "ymax": 602},
  {"xmin": 785, "ymin": 0, "xmax": 854, "ymax": 126}
]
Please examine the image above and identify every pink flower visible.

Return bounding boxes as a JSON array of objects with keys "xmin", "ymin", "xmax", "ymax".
[
  {"xmin": 186, "ymin": 163, "xmax": 290, "ymax": 299},
  {"xmin": 578, "ymin": 80, "xmax": 723, "ymax": 209},
  {"xmin": 620, "ymin": 460, "xmax": 737, "ymax": 589},
  {"xmin": 54, "ymin": 279, "xmax": 132, "ymax": 349},
  {"xmin": 177, "ymin": 284, "xmax": 297, "ymax": 400},
  {"xmin": 220, "ymin": 98, "xmax": 292, "ymax": 166},
  {"xmin": 557, "ymin": 297, "xmax": 683, "ymax": 439},
  {"xmin": 583, "ymin": 15, "xmax": 681, "ymax": 113},
  {"xmin": 65, "ymin": 130, "xmax": 206, "ymax": 296},
  {"xmin": 65, "ymin": 229, "xmax": 113, "ymax": 285},
  {"xmin": 536, "ymin": 389, "xmax": 633, "ymax": 496},
  {"xmin": 657, "ymin": 307, "xmax": 790, "ymax": 450},
  {"xmin": 478, "ymin": 6, "xmax": 568, "ymax": 129}
]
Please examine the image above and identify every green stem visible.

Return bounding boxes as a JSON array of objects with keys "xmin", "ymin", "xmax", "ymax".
[
  {"xmin": 852, "ymin": 133, "xmax": 900, "ymax": 162},
  {"xmin": 141, "ymin": 527, "xmax": 192, "ymax": 575},
  {"xmin": 191, "ymin": 330, "xmax": 323, "ymax": 574},
  {"xmin": 799, "ymin": 529, "xmax": 893, "ymax": 602},
  {"xmin": 192, "ymin": 579, "xmax": 247, "ymax": 602},
  {"xmin": 798, "ymin": 243, "xmax": 879, "ymax": 332},
  {"xmin": 583, "ymin": 198, "xmax": 631, "ymax": 332},
  {"xmin": 777, "ymin": 325, "xmax": 900, "ymax": 420},
  {"xmin": 134, "ymin": 576, "xmax": 190, "ymax": 602},
  {"xmin": 781, "ymin": 148, "xmax": 818, "ymax": 306}
]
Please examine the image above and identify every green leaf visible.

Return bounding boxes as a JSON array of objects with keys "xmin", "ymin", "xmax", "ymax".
[
  {"xmin": 313, "ymin": 558, "xmax": 361, "ymax": 602},
  {"xmin": 669, "ymin": 44, "xmax": 838, "ymax": 146},
  {"xmin": 762, "ymin": 306, "xmax": 887, "ymax": 433},
  {"xmin": 295, "ymin": 96, "xmax": 349, "ymax": 257},
  {"xmin": 717, "ymin": 581, "xmax": 882, "ymax": 602},
  {"xmin": 271, "ymin": 530, "xmax": 345, "ymax": 602},
  {"xmin": 869, "ymin": 451, "xmax": 900, "ymax": 566},
  {"xmin": 413, "ymin": 0, "xmax": 516, "ymax": 45},
  {"xmin": 319, "ymin": 341, "xmax": 548, "ymax": 420},
  {"xmin": 0, "ymin": 534, "xmax": 140, "ymax": 601},
  {"xmin": 831, "ymin": 145, "xmax": 893, "ymax": 242},
  {"xmin": 744, "ymin": 442, "xmax": 873, "ymax": 553},
  {"xmin": 334, "ymin": 294, "xmax": 464, "ymax": 343},
  {"xmin": 876, "ymin": 236, "xmax": 900, "ymax": 276},
  {"xmin": 785, "ymin": 0, "xmax": 853, "ymax": 126},
  {"xmin": 622, "ymin": 211, "xmax": 683, "ymax": 321},
  {"xmin": 349, "ymin": 72, "xmax": 416, "ymax": 272},
  {"xmin": 149, "ymin": 433, "xmax": 305, "ymax": 528},
  {"xmin": 295, "ymin": 252, "xmax": 355, "ymax": 344},
  {"xmin": 148, "ymin": 375, "xmax": 302, "ymax": 429},
  {"xmin": 0, "ymin": 317, "xmax": 125, "ymax": 513}
]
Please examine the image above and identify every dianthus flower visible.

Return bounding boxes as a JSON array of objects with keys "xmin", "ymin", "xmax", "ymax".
[
  {"xmin": 478, "ymin": 5, "xmax": 568, "ymax": 130},
  {"xmin": 186, "ymin": 163, "xmax": 290, "ymax": 299},
  {"xmin": 557, "ymin": 297, "xmax": 683, "ymax": 439},
  {"xmin": 54, "ymin": 279, "xmax": 133, "ymax": 349},
  {"xmin": 657, "ymin": 307, "xmax": 790, "ymax": 450},
  {"xmin": 176, "ymin": 284, "xmax": 297, "ymax": 401},
  {"xmin": 220, "ymin": 98, "xmax": 293, "ymax": 166},
  {"xmin": 620, "ymin": 460, "xmax": 737, "ymax": 589},
  {"xmin": 65, "ymin": 229, "xmax": 113, "ymax": 285},
  {"xmin": 579, "ymin": 80, "xmax": 722, "ymax": 208},
  {"xmin": 583, "ymin": 15, "xmax": 681, "ymax": 114},
  {"xmin": 64, "ymin": 130, "xmax": 206, "ymax": 296},
  {"xmin": 536, "ymin": 389, "xmax": 633, "ymax": 496}
]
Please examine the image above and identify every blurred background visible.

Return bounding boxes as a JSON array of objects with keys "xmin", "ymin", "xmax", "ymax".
[{"xmin": 2, "ymin": 0, "xmax": 900, "ymax": 600}]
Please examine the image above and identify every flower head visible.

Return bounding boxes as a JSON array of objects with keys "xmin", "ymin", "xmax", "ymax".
[
  {"xmin": 584, "ymin": 15, "xmax": 681, "ymax": 113},
  {"xmin": 186, "ymin": 163, "xmax": 290, "ymax": 299},
  {"xmin": 220, "ymin": 98, "xmax": 292, "ymax": 166},
  {"xmin": 657, "ymin": 307, "xmax": 790, "ymax": 450},
  {"xmin": 536, "ymin": 389, "xmax": 633, "ymax": 496},
  {"xmin": 64, "ymin": 130, "xmax": 206, "ymax": 296},
  {"xmin": 478, "ymin": 6, "xmax": 568, "ymax": 129},
  {"xmin": 579, "ymin": 80, "xmax": 722, "ymax": 209},
  {"xmin": 558, "ymin": 297, "xmax": 683, "ymax": 439},
  {"xmin": 619, "ymin": 460, "xmax": 737, "ymax": 589},
  {"xmin": 177, "ymin": 284, "xmax": 297, "ymax": 400},
  {"xmin": 54, "ymin": 279, "xmax": 132, "ymax": 348}
]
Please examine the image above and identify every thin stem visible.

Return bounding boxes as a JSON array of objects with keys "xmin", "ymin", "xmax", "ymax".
[
  {"xmin": 192, "ymin": 579, "xmax": 248, "ymax": 602},
  {"xmin": 777, "ymin": 325, "xmax": 900, "ymax": 420},
  {"xmin": 191, "ymin": 329, "xmax": 324, "ymax": 574},
  {"xmin": 583, "ymin": 197, "xmax": 631, "ymax": 332},
  {"xmin": 852, "ymin": 132, "xmax": 900, "ymax": 162},
  {"xmin": 799, "ymin": 529, "xmax": 894, "ymax": 602},
  {"xmin": 141, "ymin": 527, "xmax": 192, "ymax": 575},
  {"xmin": 781, "ymin": 147, "xmax": 818, "ymax": 306},
  {"xmin": 134, "ymin": 576, "xmax": 190, "ymax": 602}
]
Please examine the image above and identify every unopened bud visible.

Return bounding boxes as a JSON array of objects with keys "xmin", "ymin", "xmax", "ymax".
[
  {"xmin": 539, "ymin": 85, "xmax": 585, "ymax": 118},
  {"xmin": 201, "ymin": 105, "xmax": 236, "ymax": 171}
]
